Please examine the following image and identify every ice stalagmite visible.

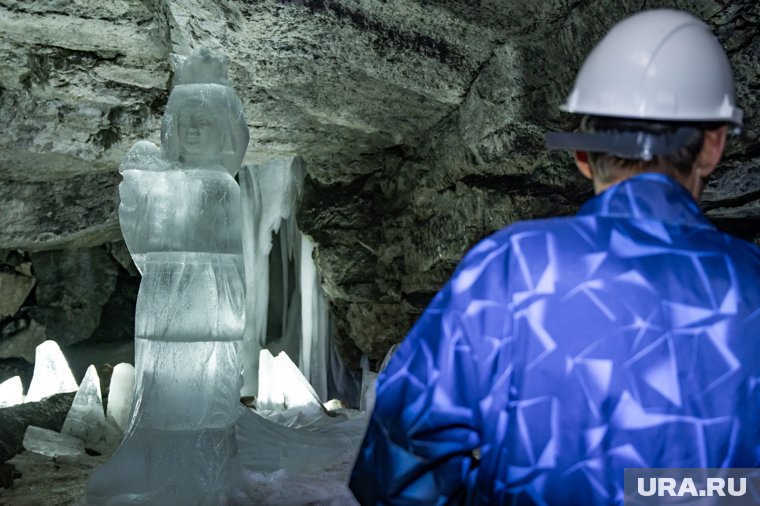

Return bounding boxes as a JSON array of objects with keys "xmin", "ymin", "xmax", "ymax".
[
  {"xmin": 0, "ymin": 376, "xmax": 22, "ymax": 407},
  {"xmin": 86, "ymin": 48, "xmax": 249, "ymax": 505},
  {"xmin": 25, "ymin": 340, "xmax": 78, "ymax": 403},
  {"xmin": 61, "ymin": 365, "xmax": 110, "ymax": 452},
  {"xmin": 257, "ymin": 349, "xmax": 322, "ymax": 412}
]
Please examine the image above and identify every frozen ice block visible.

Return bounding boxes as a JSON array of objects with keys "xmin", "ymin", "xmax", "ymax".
[
  {"xmin": 107, "ymin": 363, "xmax": 135, "ymax": 431},
  {"xmin": 23, "ymin": 425, "xmax": 85, "ymax": 458}
]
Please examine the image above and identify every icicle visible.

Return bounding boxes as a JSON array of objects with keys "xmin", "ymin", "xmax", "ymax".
[
  {"xmin": 359, "ymin": 355, "xmax": 377, "ymax": 412},
  {"xmin": 299, "ymin": 236, "xmax": 330, "ymax": 402},
  {"xmin": 240, "ymin": 165, "xmax": 265, "ymax": 396},
  {"xmin": 280, "ymin": 217, "xmax": 290, "ymax": 335},
  {"xmin": 300, "ymin": 239, "xmax": 315, "ymax": 388}
]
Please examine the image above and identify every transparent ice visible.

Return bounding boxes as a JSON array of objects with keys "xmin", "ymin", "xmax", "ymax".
[
  {"xmin": 61, "ymin": 365, "xmax": 116, "ymax": 453},
  {"xmin": 82, "ymin": 48, "xmax": 371, "ymax": 505},
  {"xmin": 257, "ymin": 349, "xmax": 322, "ymax": 413},
  {"xmin": 106, "ymin": 363, "xmax": 135, "ymax": 432},
  {"xmin": 359, "ymin": 355, "xmax": 378, "ymax": 412},
  {"xmin": 86, "ymin": 48, "xmax": 250, "ymax": 505},
  {"xmin": 23, "ymin": 425, "xmax": 85, "ymax": 458},
  {"xmin": 0, "ymin": 375, "xmax": 22, "ymax": 407},
  {"xmin": 25, "ymin": 340, "xmax": 78, "ymax": 403}
]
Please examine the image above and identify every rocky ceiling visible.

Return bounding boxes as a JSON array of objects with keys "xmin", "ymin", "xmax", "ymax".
[{"xmin": 0, "ymin": 0, "xmax": 758, "ymax": 368}]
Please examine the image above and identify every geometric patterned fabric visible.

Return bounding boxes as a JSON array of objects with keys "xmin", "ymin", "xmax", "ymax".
[{"xmin": 350, "ymin": 174, "xmax": 760, "ymax": 505}]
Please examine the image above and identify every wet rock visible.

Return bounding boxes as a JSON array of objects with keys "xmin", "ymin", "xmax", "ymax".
[
  {"xmin": 0, "ymin": 392, "xmax": 75, "ymax": 463},
  {"xmin": 0, "ymin": 319, "xmax": 47, "ymax": 363},
  {"xmin": 0, "ymin": 357, "xmax": 33, "ymax": 393},
  {"xmin": 0, "ymin": 271, "xmax": 35, "ymax": 317},
  {"xmin": 28, "ymin": 247, "xmax": 119, "ymax": 347}
]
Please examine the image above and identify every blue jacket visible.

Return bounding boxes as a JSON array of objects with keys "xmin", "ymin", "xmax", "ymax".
[{"xmin": 350, "ymin": 174, "xmax": 760, "ymax": 505}]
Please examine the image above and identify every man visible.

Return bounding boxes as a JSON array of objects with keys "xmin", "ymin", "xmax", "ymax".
[{"xmin": 350, "ymin": 9, "xmax": 760, "ymax": 505}]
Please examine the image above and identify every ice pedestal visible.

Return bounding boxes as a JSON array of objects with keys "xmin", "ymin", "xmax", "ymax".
[{"xmin": 88, "ymin": 426, "xmax": 244, "ymax": 506}]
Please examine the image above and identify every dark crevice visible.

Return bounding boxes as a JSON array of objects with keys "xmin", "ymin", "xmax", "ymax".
[
  {"xmin": 710, "ymin": 217, "xmax": 760, "ymax": 242},
  {"xmin": 460, "ymin": 173, "xmax": 593, "ymax": 202},
  {"xmin": 702, "ymin": 188, "xmax": 760, "ymax": 211}
]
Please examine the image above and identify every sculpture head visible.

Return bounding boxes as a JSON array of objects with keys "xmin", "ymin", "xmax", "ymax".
[
  {"xmin": 177, "ymin": 99, "xmax": 224, "ymax": 158},
  {"xmin": 160, "ymin": 48, "xmax": 249, "ymax": 176}
]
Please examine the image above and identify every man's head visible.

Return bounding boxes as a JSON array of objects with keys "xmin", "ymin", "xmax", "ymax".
[
  {"xmin": 545, "ymin": 9, "xmax": 741, "ymax": 199},
  {"xmin": 573, "ymin": 116, "xmax": 728, "ymax": 199}
]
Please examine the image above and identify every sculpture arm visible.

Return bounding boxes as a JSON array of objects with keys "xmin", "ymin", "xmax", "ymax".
[
  {"xmin": 349, "ymin": 238, "xmax": 513, "ymax": 504},
  {"xmin": 118, "ymin": 141, "xmax": 166, "ymax": 271}
]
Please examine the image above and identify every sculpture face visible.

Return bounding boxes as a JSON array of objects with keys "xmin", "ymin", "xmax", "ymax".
[{"xmin": 178, "ymin": 103, "xmax": 223, "ymax": 158}]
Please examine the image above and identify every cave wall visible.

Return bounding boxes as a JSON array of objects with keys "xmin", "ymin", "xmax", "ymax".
[{"xmin": 0, "ymin": 0, "xmax": 758, "ymax": 370}]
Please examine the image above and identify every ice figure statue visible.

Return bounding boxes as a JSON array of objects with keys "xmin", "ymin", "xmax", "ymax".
[{"xmin": 86, "ymin": 48, "xmax": 249, "ymax": 505}]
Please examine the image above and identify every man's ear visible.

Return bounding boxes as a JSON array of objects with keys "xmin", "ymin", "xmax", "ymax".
[
  {"xmin": 695, "ymin": 126, "xmax": 728, "ymax": 178},
  {"xmin": 575, "ymin": 151, "xmax": 594, "ymax": 180}
]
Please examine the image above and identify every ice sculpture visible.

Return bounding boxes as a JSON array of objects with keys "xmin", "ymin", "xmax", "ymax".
[
  {"xmin": 0, "ymin": 375, "xmax": 23, "ymax": 407},
  {"xmin": 239, "ymin": 159, "xmax": 334, "ymax": 401},
  {"xmin": 86, "ymin": 48, "xmax": 250, "ymax": 505},
  {"xmin": 25, "ymin": 340, "xmax": 78, "ymax": 403}
]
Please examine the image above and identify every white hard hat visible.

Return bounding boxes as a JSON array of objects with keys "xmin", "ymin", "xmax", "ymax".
[{"xmin": 560, "ymin": 9, "xmax": 742, "ymax": 126}]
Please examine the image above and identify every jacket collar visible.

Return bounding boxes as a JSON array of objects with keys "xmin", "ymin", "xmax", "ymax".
[{"xmin": 577, "ymin": 173, "xmax": 715, "ymax": 229}]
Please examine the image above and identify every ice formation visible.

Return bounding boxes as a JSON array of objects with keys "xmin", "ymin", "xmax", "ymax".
[
  {"xmin": 257, "ymin": 349, "xmax": 322, "ymax": 412},
  {"xmin": 300, "ymin": 236, "xmax": 331, "ymax": 401},
  {"xmin": 239, "ymin": 158, "xmax": 335, "ymax": 401},
  {"xmin": 61, "ymin": 364, "xmax": 122, "ymax": 453},
  {"xmin": 106, "ymin": 362, "xmax": 135, "ymax": 431},
  {"xmin": 86, "ymin": 48, "xmax": 250, "ymax": 505},
  {"xmin": 23, "ymin": 425, "xmax": 85, "ymax": 458},
  {"xmin": 359, "ymin": 356, "xmax": 378, "ymax": 412},
  {"xmin": 0, "ymin": 375, "xmax": 23, "ymax": 407},
  {"xmin": 25, "ymin": 340, "xmax": 78, "ymax": 403}
]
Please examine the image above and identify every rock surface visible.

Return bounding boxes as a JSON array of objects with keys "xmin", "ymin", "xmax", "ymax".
[
  {"xmin": 0, "ymin": 0, "xmax": 758, "ymax": 366},
  {"xmin": 0, "ymin": 391, "xmax": 75, "ymax": 463},
  {"xmin": 28, "ymin": 248, "xmax": 120, "ymax": 348}
]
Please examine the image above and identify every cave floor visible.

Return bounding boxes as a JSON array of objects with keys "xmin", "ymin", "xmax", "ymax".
[{"xmin": 2, "ymin": 407, "xmax": 365, "ymax": 506}]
